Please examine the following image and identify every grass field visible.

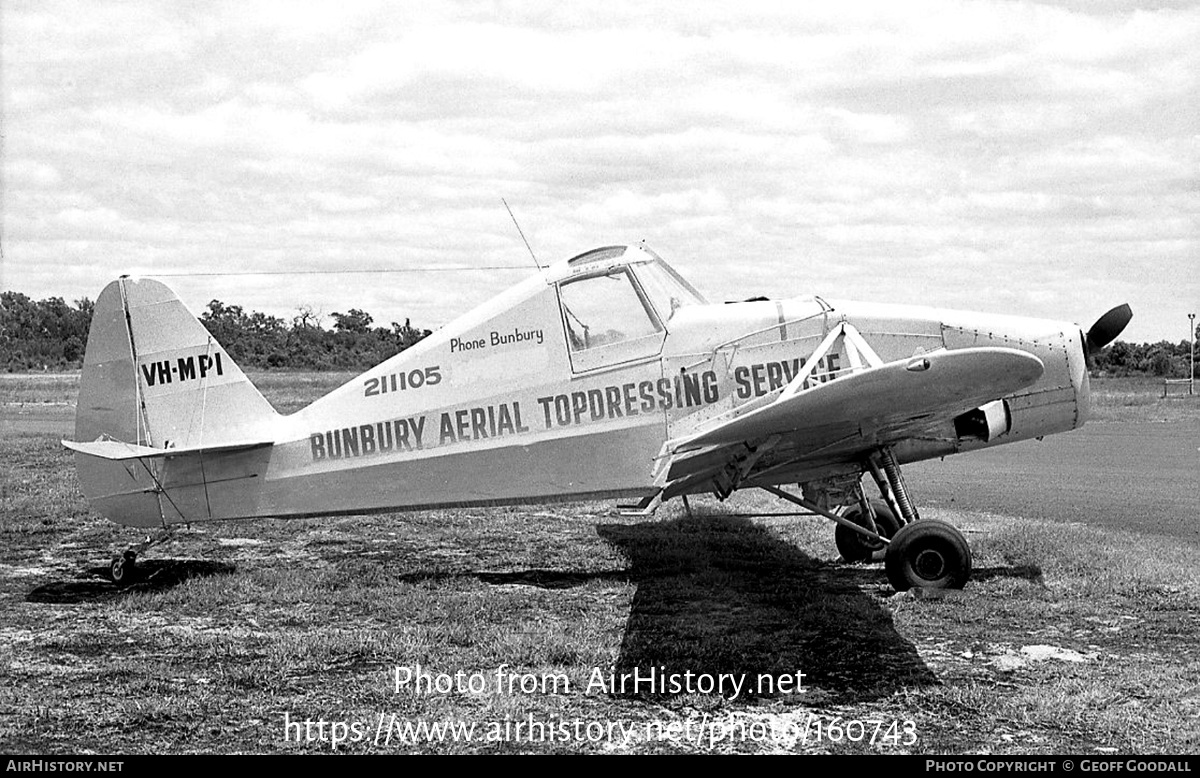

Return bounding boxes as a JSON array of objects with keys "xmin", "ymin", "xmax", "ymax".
[
  {"xmin": 1087, "ymin": 375, "xmax": 1200, "ymax": 423},
  {"xmin": 1, "ymin": 373, "xmax": 1197, "ymax": 754}
]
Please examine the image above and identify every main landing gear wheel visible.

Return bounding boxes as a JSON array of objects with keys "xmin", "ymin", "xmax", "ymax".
[
  {"xmin": 836, "ymin": 500, "xmax": 900, "ymax": 563},
  {"xmin": 884, "ymin": 519, "xmax": 972, "ymax": 591},
  {"xmin": 110, "ymin": 550, "xmax": 138, "ymax": 586}
]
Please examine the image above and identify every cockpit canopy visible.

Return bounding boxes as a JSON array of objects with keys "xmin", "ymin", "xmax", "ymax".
[
  {"xmin": 556, "ymin": 244, "xmax": 706, "ymax": 343},
  {"xmin": 551, "ymin": 244, "xmax": 707, "ymax": 371}
]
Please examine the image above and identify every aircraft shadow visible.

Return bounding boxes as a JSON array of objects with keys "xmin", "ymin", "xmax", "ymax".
[
  {"xmin": 973, "ymin": 563, "xmax": 1046, "ymax": 587},
  {"xmin": 385, "ymin": 568, "xmax": 629, "ymax": 588},
  {"xmin": 595, "ymin": 512, "xmax": 938, "ymax": 705},
  {"xmin": 474, "ymin": 569, "xmax": 630, "ymax": 588},
  {"xmin": 26, "ymin": 559, "xmax": 236, "ymax": 604}
]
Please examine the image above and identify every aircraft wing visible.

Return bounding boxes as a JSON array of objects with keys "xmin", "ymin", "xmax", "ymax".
[{"xmin": 656, "ymin": 346, "xmax": 1044, "ymax": 497}]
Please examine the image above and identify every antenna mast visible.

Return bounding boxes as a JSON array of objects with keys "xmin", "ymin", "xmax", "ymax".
[{"xmin": 502, "ymin": 198, "xmax": 542, "ymax": 271}]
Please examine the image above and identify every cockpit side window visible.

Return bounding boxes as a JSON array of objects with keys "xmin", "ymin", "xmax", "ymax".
[{"xmin": 558, "ymin": 269, "xmax": 662, "ymax": 352}]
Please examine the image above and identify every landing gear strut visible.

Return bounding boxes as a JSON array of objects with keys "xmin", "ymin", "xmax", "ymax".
[
  {"xmin": 108, "ymin": 527, "xmax": 174, "ymax": 586},
  {"xmin": 762, "ymin": 445, "xmax": 973, "ymax": 590},
  {"xmin": 869, "ymin": 448, "xmax": 971, "ymax": 591}
]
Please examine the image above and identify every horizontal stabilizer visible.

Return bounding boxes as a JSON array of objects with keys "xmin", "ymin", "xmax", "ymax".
[{"xmin": 64, "ymin": 437, "xmax": 273, "ymax": 461}]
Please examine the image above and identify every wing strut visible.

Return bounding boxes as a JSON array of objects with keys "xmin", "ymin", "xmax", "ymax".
[
  {"xmin": 779, "ymin": 320, "xmax": 883, "ymax": 400},
  {"xmin": 758, "ymin": 484, "xmax": 888, "ymax": 544}
]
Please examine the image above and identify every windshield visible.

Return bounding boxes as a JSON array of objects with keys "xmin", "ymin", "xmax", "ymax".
[{"xmin": 632, "ymin": 259, "xmax": 707, "ymax": 323}]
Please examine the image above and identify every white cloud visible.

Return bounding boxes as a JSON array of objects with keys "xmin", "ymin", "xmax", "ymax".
[
  {"xmin": 4, "ymin": 159, "xmax": 62, "ymax": 188},
  {"xmin": 1, "ymin": 1, "xmax": 1196, "ymax": 342}
]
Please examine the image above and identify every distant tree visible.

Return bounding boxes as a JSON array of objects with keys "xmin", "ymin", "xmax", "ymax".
[
  {"xmin": 66, "ymin": 297, "xmax": 94, "ymax": 362},
  {"xmin": 200, "ymin": 300, "xmax": 248, "ymax": 347},
  {"xmin": 392, "ymin": 318, "xmax": 430, "ymax": 350},
  {"xmin": 330, "ymin": 309, "xmax": 373, "ymax": 334},
  {"xmin": 1143, "ymin": 342, "xmax": 1184, "ymax": 377},
  {"xmin": 200, "ymin": 300, "xmax": 288, "ymax": 367},
  {"xmin": 2, "ymin": 289, "xmax": 422, "ymax": 371},
  {"xmin": 292, "ymin": 305, "xmax": 323, "ymax": 331},
  {"xmin": 285, "ymin": 305, "xmax": 329, "ymax": 368},
  {"xmin": 1, "ymin": 292, "xmax": 93, "ymax": 370}
]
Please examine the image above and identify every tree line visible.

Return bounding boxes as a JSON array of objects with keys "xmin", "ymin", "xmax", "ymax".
[
  {"xmin": 1088, "ymin": 338, "xmax": 1198, "ymax": 379},
  {"xmin": 1, "ymin": 291, "xmax": 431, "ymax": 372},
  {"xmin": 2, "ymin": 290, "xmax": 1198, "ymax": 376}
]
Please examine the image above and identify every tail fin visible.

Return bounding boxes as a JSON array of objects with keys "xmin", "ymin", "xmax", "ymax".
[
  {"xmin": 75, "ymin": 276, "xmax": 278, "ymax": 449},
  {"xmin": 70, "ymin": 277, "xmax": 278, "ymax": 526}
]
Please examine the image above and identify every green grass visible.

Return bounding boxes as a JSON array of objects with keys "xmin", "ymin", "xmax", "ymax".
[
  {"xmin": 0, "ymin": 373, "xmax": 79, "ymax": 405},
  {"xmin": 0, "ymin": 370, "xmax": 355, "ymax": 417},
  {"xmin": 2, "ymin": 439, "xmax": 1198, "ymax": 753},
  {"xmin": 248, "ymin": 371, "xmax": 357, "ymax": 414},
  {"xmin": 1088, "ymin": 376, "xmax": 1200, "ymax": 422},
  {"xmin": 2, "ymin": 373, "xmax": 1198, "ymax": 753}
]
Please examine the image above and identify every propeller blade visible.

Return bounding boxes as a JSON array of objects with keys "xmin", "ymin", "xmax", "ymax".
[{"xmin": 1085, "ymin": 304, "xmax": 1132, "ymax": 355}]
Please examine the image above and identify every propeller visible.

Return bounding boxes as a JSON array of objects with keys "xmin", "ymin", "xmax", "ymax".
[{"xmin": 1084, "ymin": 303, "xmax": 1133, "ymax": 356}]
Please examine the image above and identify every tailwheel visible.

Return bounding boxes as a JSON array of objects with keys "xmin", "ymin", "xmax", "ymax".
[
  {"xmin": 884, "ymin": 519, "xmax": 972, "ymax": 591},
  {"xmin": 110, "ymin": 549, "xmax": 139, "ymax": 586},
  {"xmin": 835, "ymin": 499, "xmax": 900, "ymax": 563}
]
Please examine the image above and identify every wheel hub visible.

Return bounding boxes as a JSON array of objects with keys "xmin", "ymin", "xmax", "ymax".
[{"xmin": 913, "ymin": 548, "xmax": 946, "ymax": 580}]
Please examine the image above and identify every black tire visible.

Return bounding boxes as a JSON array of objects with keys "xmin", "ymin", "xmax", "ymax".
[
  {"xmin": 884, "ymin": 519, "xmax": 972, "ymax": 591},
  {"xmin": 835, "ymin": 500, "xmax": 900, "ymax": 563},
  {"xmin": 110, "ymin": 550, "xmax": 138, "ymax": 586}
]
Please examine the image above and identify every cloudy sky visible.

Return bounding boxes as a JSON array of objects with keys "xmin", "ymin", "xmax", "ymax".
[{"xmin": 3, "ymin": 1, "xmax": 1197, "ymax": 343}]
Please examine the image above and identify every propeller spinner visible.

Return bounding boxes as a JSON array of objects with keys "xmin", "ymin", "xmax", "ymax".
[{"xmin": 1085, "ymin": 303, "xmax": 1133, "ymax": 356}]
